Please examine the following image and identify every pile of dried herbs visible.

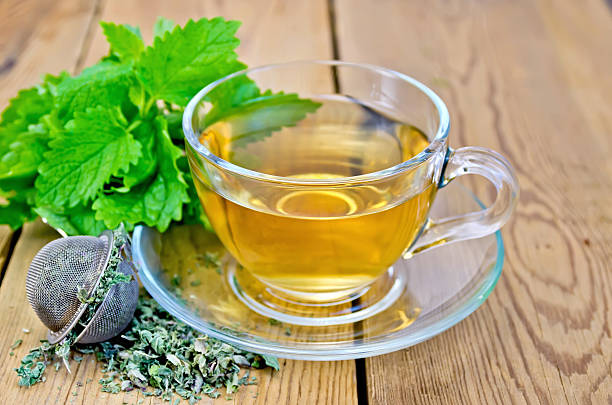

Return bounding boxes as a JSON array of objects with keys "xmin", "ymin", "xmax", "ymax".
[{"xmin": 16, "ymin": 293, "xmax": 277, "ymax": 402}]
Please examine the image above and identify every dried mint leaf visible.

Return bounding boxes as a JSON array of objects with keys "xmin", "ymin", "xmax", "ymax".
[{"xmin": 15, "ymin": 292, "xmax": 277, "ymax": 401}]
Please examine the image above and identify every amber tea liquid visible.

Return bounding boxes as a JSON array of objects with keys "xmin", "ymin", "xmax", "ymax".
[{"xmin": 193, "ymin": 98, "xmax": 436, "ymax": 294}]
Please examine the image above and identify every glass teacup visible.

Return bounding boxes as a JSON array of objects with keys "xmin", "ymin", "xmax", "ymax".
[{"xmin": 183, "ymin": 61, "xmax": 518, "ymax": 323}]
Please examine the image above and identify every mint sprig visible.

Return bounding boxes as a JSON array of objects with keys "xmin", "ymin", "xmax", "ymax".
[
  {"xmin": 35, "ymin": 106, "xmax": 142, "ymax": 208},
  {"xmin": 100, "ymin": 22, "xmax": 144, "ymax": 62},
  {"xmin": 0, "ymin": 17, "xmax": 320, "ymax": 235},
  {"xmin": 92, "ymin": 116, "xmax": 189, "ymax": 231},
  {"xmin": 136, "ymin": 18, "xmax": 243, "ymax": 107}
]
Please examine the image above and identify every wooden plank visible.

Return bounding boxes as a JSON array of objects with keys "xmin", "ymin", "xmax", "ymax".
[
  {"xmin": 0, "ymin": 0, "xmax": 93, "ymax": 280},
  {"xmin": 0, "ymin": 221, "xmax": 72, "ymax": 404},
  {"xmin": 0, "ymin": 0, "xmax": 102, "ymax": 401},
  {"xmin": 81, "ymin": 2, "xmax": 354, "ymax": 403},
  {"xmin": 0, "ymin": 0, "xmax": 105, "ymax": 269},
  {"xmin": 334, "ymin": 0, "xmax": 612, "ymax": 404},
  {"xmin": 0, "ymin": 1, "xmax": 357, "ymax": 404},
  {"xmin": 0, "ymin": 0, "xmax": 101, "ymax": 274},
  {"xmin": 81, "ymin": 0, "xmax": 333, "ymax": 68},
  {"xmin": 0, "ymin": 0, "xmax": 97, "ymax": 104},
  {"xmin": 0, "ymin": 227, "xmax": 14, "ymax": 273},
  {"xmin": 0, "ymin": 0, "xmax": 101, "ymax": 275}
]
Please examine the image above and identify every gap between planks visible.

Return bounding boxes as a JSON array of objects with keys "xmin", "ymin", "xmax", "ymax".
[{"xmin": 0, "ymin": 1, "xmax": 361, "ymax": 404}]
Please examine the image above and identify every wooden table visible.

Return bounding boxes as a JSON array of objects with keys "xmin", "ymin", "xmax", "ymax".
[{"xmin": 1, "ymin": 0, "xmax": 610, "ymax": 403}]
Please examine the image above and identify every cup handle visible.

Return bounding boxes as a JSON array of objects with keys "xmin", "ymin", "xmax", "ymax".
[{"xmin": 405, "ymin": 146, "xmax": 519, "ymax": 257}]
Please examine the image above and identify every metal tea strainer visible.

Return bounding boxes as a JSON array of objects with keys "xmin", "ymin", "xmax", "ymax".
[{"xmin": 25, "ymin": 229, "xmax": 139, "ymax": 344}]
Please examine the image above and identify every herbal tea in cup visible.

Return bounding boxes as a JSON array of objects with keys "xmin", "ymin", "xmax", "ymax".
[
  {"xmin": 196, "ymin": 100, "xmax": 436, "ymax": 294},
  {"xmin": 183, "ymin": 61, "xmax": 518, "ymax": 322}
]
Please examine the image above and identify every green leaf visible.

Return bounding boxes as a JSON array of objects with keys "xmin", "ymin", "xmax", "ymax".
[
  {"xmin": 0, "ymin": 73, "xmax": 68, "ymax": 231},
  {"xmin": 203, "ymin": 72, "xmax": 321, "ymax": 147},
  {"xmin": 183, "ymin": 168, "xmax": 212, "ymax": 230},
  {"xmin": 153, "ymin": 17, "xmax": 176, "ymax": 39},
  {"xmin": 0, "ymin": 112, "xmax": 63, "ymax": 189},
  {"xmin": 55, "ymin": 61, "xmax": 134, "ymax": 121},
  {"xmin": 101, "ymin": 22, "xmax": 145, "ymax": 61},
  {"xmin": 1, "ymin": 88, "xmax": 49, "ymax": 126},
  {"xmin": 123, "ymin": 24, "xmax": 143, "ymax": 40},
  {"xmin": 93, "ymin": 116, "xmax": 189, "ymax": 232},
  {"xmin": 0, "ymin": 174, "xmax": 36, "ymax": 204},
  {"xmin": 136, "ymin": 18, "xmax": 243, "ymax": 106},
  {"xmin": 120, "ymin": 119, "xmax": 158, "ymax": 188},
  {"xmin": 0, "ymin": 122, "xmax": 24, "ymax": 165},
  {"xmin": 0, "ymin": 200, "xmax": 35, "ymax": 230},
  {"xmin": 204, "ymin": 74, "xmax": 258, "ymax": 120},
  {"xmin": 164, "ymin": 110, "xmax": 184, "ymax": 140},
  {"xmin": 0, "ymin": 124, "xmax": 48, "ymax": 180},
  {"xmin": 34, "ymin": 204, "xmax": 106, "ymax": 236},
  {"xmin": 261, "ymin": 354, "xmax": 279, "ymax": 371},
  {"xmin": 208, "ymin": 91, "xmax": 322, "ymax": 148},
  {"xmin": 176, "ymin": 154, "xmax": 206, "ymax": 227},
  {"xmin": 0, "ymin": 72, "xmax": 67, "ymax": 128},
  {"xmin": 42, "ymin": 71, "xmax": 71, "ymax": 91},
  {"xmin": 128, "ymin": 81, "xmax": 146, "ymax": 112},
  {"xmin": 0, "ymin": 17, "xmax": 322, "ymax": 236},
  {"xmin": 35, "ymin": 106, "xmax": 142, "ymax": 208}
]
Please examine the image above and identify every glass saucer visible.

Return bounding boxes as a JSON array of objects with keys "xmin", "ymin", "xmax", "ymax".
[{"xmin": 132, "ymin": 181, "xmax": 503, "ymax": 360}]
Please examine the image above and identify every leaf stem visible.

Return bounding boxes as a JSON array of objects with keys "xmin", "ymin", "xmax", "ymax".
[
  {"xmin": 143, "ymin": 97, "xmax": 156, "ymax": 116},
  {"xmin": 126, "ymin": 120, "xmax": 142, "ymax": 133}
]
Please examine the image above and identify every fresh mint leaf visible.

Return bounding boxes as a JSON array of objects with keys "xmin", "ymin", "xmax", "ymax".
[
  {"xmin": 136, "ymin": 18, "xmax": 242, "ymax": 106},
  {"xmin": 164, "ymin": 110, "xmax": 183, "ymax": 140},
  {"xmin": 101, "ymin": 22, "xmax": 145, "ymax": 62},
  {"xmin": 204, "ymin": 74, "xmax": 257, "ymax": 119},
  {"xmin": 0, "ymin": 72, "xmax": 66, "ymax": 128},
  {"xmin": 120, "ymin": 119, "xmax": 158, "ymax": 188},
  {"xmin": 55, "ymin": 61, "xmax": 134, "ymax": 121},
  {"xmin": 0, "ymin": 124, "xmax": 48, "ymax": 181},
  {"xmin": 1, "ymin": 88, "xmax": 50, "ymax": 126},
  {"xmin": 208, "ymin": 91, "xmax": 321, "ymax": 148},
  {"xmin": 153, "ymin": 17, "xmax": 176, "ymax": 39},
  {"xmin": 0, "ymin": 200, "xmax": 35, "ymax": 230},
  {"xmin": 0, "ymin": 122, "xmax": 24, "ymax": 165},
  {"xmin": 203, "ymin": 72, "xmax": 321, "ymax": 147},
  {"xmin": 2, "ymin": 92, "xmax": 45, "ymax": 127},
  {"xmin": 127, "ymin": 80, "xmax": 147, "ymax": 113},
  {"xmin": 36, "ymin": 106, "xmax": 141, "ymax": 208},
  {"xmin": 34, "ymin": 204, "xmax": 106, "ymax": 236},
  {"xmin": 176, "ymin": 155, "xmax": 208, "ymax": 227},
  {"xmin": 0, "ymin": 174, "xmax": 36, "ymax": 203},
  {"xmin": 0, "ymin": 174, "xmax": 36, "ymax": 230},
  {"xmin": 123, "ymin": 24, "xmax": 143, "ymax": 40},
  {"xmin": 0, "ymin": 74, "xmax": 68, "ymax": 229},
  {"xmin": 181, "ymin": 170, "xmax": 206, "ymax": 226},
  {"xmin": 0, "ymin": 112, "xmax": 63, "ymax": 188},
  {"xmin": 41, "ymin": 72, "xmax": 71, "ymax": 94},
  {"xmin": 0, "ymin": 17, "xmax": 321, "ymax": 235},
  {"xmin": 93, "ymin": 116, "xmax": 189, "ymax": 232}
]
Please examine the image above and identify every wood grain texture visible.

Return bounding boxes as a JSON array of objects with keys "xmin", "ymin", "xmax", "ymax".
[
  {"xmin": 334, "ymin": 0, "xmax": 612, "ymax": 404},
  {"xmin": 0, "ymin": 0, "xmax": 96, "ymax": 281},
  {"xmin": 81, "ymin": 0, "xmax": 334, "ymax": 68},
  {"xmin": 0, "ymin": 0, "xmax": 97, "ymax": 104},
  {"xmin": 0, "ymin": 0, "xmax": 99, "ymax": 280},
  {"xmin": 3, "ymin": 0, "xmax": 609, "ymax": 404},
  {"xmin": 0, "ymin": 220, "xmax": 75, "ymax": 404},
  {"xmin": 0, "ymin": 1, "xmax": 99, "ymax": 401},
  {"xmin": 0, "ymin": 1, "xmax": 357, "ymax": 404},
  {"xmin": 0, "ymin": 226, "xmax": 14, "ymax": 275}
]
